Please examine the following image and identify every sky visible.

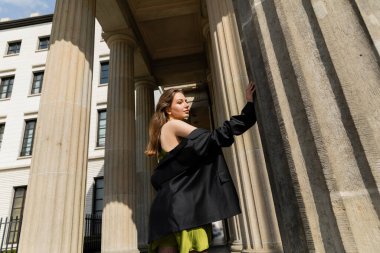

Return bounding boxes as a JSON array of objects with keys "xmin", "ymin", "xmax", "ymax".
[{"xmin": 0, "ymin": 0, "xmax": 56, "ymax": 20}]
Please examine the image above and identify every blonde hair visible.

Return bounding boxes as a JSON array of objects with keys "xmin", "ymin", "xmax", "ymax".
[{"xmin": 145, "ymin": 88, "xmax": 183, "ymax": 156}]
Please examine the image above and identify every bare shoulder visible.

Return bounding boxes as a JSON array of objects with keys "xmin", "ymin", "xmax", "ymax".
[
  {"xmin": 162, "ymin": 120, "xmax": 197, "ymax": 138},
  {"xmin": 164, "ymin": 119, "xmax": 189, "ymax": 128}
]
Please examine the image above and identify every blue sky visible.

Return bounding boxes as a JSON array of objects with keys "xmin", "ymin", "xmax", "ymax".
[{"xmin": 0, "ymin": 0, "xmax": 56, "ymax": 20}]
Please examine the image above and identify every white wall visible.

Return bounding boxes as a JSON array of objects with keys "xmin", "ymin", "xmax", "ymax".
[
  {"xmin": 0, "ymin": 22, "xmax": 50, "ymax": 169},
  {"xmin": 0, "ymin": 19, "xmax": 109, "ymax": 219}
]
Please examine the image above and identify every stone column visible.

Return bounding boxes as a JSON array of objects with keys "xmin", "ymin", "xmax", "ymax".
[
  {"xmin": 205, "ymin": 0, "xmax": 282, "ymax": 252},
  {"xmin": 135, "ymin": 76, "xmax": 156, "ymax": 250},
  {"xmin": 204, "ymin": 23, "xmax": 242, "ymax": 248},
  {"xmin": 232, "ymin": 0, "xmax": 380, "ymax": 252},
  {"xmin": 353, "ymin": 0, "xmax": 380, "ymax": 55},
  {"xmin": 102, "ymin": 30, "xmax": 139, "ymax": 253},
  {"xmin": 18, "ymin": 1, "xmax": 95, "ymax": 252}
]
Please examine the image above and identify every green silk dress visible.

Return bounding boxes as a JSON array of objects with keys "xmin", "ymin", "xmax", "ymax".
[{"xmin": 148, "ymin": 224, "xmax": 212, "ymax": 253}]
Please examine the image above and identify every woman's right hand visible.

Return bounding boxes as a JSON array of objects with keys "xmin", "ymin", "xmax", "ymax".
[{"xmin": 245, "ymin": 81, "xmax": 256, "ymax": 102}]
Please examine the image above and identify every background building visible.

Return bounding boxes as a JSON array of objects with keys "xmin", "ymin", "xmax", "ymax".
[{"xmin": 0, "ymin": 14, "xmax": 110, "ymax": 252}]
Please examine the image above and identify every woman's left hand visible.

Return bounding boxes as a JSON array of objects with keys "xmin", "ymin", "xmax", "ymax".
[{"xmin": 245, "ymin": 81, "xmax": 256, "ymax": 102}]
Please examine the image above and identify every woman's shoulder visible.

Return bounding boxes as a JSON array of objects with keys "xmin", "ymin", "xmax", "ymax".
[
  {"xmin": 162, "ymin": 119, "xmax": 183, "ymax": 128},
  {"xmin": 162, "ymin": 120, "xmax": 197, "ymax": 138},
  {"xmin": 161, "ymin": 120, "xmax": 181, "ymax": 136}
]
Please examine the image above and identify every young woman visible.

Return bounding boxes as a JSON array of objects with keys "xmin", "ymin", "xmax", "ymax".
[{"xmin": 145, "ymin": 82, "xmax": 256, "ymax": 253}]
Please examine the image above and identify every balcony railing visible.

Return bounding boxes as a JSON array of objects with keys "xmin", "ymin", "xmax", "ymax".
[
  {"xmin": 0, "ymin": 216, "xmax": 22, "ymax": 253},
  {"xmin": 83, "ymin": 214, "xmax": 102, "ymax": 253},
  {"xmin": 0, "ymin": 214, "xmax": 102, "ymax": 253}
]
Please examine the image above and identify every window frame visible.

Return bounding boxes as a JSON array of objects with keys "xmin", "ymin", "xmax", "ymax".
[
  {"xmin": 0, "ymin": 75, "xmax": 15, "ymax": 99},
  {"xmin": 6, "ymin": 40, "xmax": 22, "ymax": 55},
  {"xmin": 0, "ymin": 122, "xmax": 5, "ymax": 150},
  {"xmin": 99, "ymin": 61, "xmax": 109, "ymax": 85},
  {"xmin": 92, "ymin": 177, "xmax": 104, "ymax": 216},
  {"xmin": 96, "ymin": 109, "xmax": 107, "ymax": 148},
  {"xmin": 30, "ymin": 70, "xmax": 44, "ymax": 95},
  {"xmin": 20, "ymin": 119, "xmax": 37, "ymax": 157},
  {"xmin": 37, "ymin": 36, "xmax": 50, "ymax": 51},
  {"xmin": 8, "ymin": 186, "xmax": 27, "ymax": 244}
]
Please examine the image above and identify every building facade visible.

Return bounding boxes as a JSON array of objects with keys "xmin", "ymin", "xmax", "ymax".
[
  {"xmin": 0, "ymin": 14, "xmax": 111, "ymax": 251},
  {"xmin": 1, "ymin": 0, "xmax": 380, "ymax": 253}
]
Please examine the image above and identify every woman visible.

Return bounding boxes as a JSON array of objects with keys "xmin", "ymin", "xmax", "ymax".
[{"xmin": 145, "ymin": 82, "xmax": 256, "ymax": 253}]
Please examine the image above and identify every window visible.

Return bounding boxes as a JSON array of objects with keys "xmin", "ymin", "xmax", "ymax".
[
  {"xmin": 31, "ymin": 71, "xmax": 44, "ymax": 94},
  {"xmin": 100, "ymin": 61, "xmax": 109, "ymax": 84},
  {"xmin": 93, "ymin": 177, "xmax": 104, "ymax": 216},
  {"xmin": 0, "ymin": 123, "xmax": 4, "ymax": 149},
  {"xmin": 0, "ymin": 76, "xmax": 14, "ymax": 99},
  {"xmin": 97, "ymin": 110, "xmax": 106, "ymax": 147},
  {"xmin": 8, "ymin": 186, "xmax": 27, "ymax": 244},
  {"xmin": 20, "ymin": 119, "xmax": 36, "ymax": 156},
  {"xmin": 7, "ymin": 41, "xmax": 21, "ymax": 55},
  {"xmin": 38, "ymin": 36, "xmax": 50, "ymax": 50}
]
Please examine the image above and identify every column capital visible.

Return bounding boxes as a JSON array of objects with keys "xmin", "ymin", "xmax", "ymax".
[
  {"xmin": 135, "ymin": 76, "xmax": 156, "ymax": 90},
  {"xmin": 102, "ymin": 28, "xmax": 136, "ymax": 47}
]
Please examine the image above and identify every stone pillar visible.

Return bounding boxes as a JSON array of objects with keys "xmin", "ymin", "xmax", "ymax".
[
  {"xmin": 232, "ymin": 0, "xmax": 380, "ymax": 252},
  {"xmin": 18, "ymin": 0, "xmax": 95, "ymax": 252},
  {"xmin": 204, "ymin": 24, "xmax": 241, "ymax": 249},
  {"xmin": 135, "ymin": 76, "xmax": 156, "ymax": 251},
  {"xmin": 102, "ymin": 30, "xmax": 139, "ymax": 253},
  {"xmin": 353, "ymin": 0, "xmax": 380, "ymax": 55},
  {"xmin": 205, "ymin": 0, "xmax": 282, "ymax": 252}
]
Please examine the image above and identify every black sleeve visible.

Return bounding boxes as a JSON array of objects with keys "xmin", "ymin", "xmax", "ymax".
[{"xmin": 188, "ymin": 102, "xmax": 256, "ymax": 156}]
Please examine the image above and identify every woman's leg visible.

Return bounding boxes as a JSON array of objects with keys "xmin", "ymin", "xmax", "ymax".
[{"xmin": 158, "ymin": 247, "xmax": 178, "ymax": 253}]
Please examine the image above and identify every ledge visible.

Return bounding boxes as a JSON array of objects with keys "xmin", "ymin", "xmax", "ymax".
[
  {"xmin": 17, "ymin": 155, "xmax": 32, "ymax": 160},
  {"xmin": 35, "ymin": 48, "xmax": 49, "ymax": 53},
  {"xmin": 88, "ymin": 154, "xmax": 105, "ymax": 161},
  {"xmin": 3, "ymin": 53, "xmax": 19, "ymax": 58},
  {"xmin": 27, "ymin": 93, "xmax": 41, "ymax": 98},
  {"xmin": 0, "ymin": 14, "xmax": 53, "ymax": 30},
  {"xmin": 0, "ymin": 165, "xmax": 30, "ymax": 172}
]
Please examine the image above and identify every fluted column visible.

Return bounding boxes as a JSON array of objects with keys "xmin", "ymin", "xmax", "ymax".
[
  {"xmin": 205, "ymin": 0, "xmax": 282, "ymax": 252},
  {"xmin": 204, "ymin": 23, "xmax": 242, "ymax": 248},
  {"xmin": 207, "ymin": 72, "xmax": 243, "ymax": 249},
  {"xmin": 102, "ymin": 30, "xmax": 139, "ymax": 253},
  {"xmin": 233, "ymin": 0, "xmax": 380, "ymax": 252},
  {"xmin": 135, "ymin": 76, "xmax": 157, "ymax": 250},
  {"xmin": 18, "ymin": 1, "xmax": 95, "ymax": 252}
]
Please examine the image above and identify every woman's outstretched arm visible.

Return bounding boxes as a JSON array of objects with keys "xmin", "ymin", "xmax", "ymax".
[{"xmin": 167, "ymin": 81, "xmax": 256, "ymax": 139}]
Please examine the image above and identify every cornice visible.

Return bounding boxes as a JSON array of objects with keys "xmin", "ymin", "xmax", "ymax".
[{"xmin": 0, "ymin": 14, "xmax": 53, "ymax": 31}]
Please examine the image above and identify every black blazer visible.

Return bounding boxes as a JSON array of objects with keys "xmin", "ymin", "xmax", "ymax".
[{"xmin": 148, "ymin": 102, "xmax": 256, "ymax": 242}]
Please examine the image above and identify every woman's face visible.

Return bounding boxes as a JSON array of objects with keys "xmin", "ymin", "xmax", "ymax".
[{"xmin": 167, "ymin": 92, "xmax": 190, "ymax": 120}]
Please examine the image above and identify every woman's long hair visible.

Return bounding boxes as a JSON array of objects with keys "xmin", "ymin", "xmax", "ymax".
[{"xmin": 145, "ymin": 88, "xmax": 183, "ymax": 156}]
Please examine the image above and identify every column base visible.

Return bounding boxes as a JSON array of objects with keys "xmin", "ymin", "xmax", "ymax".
[
  {"xmin": 230, "ymin": 241, "xmax": 243, "ymax": 252},
  {"xmin": 102, "ymin": 249, "xmax": 140, "ymax": 253},
  {"xmin": 242, "ymin": 249, "xmax": 283, "ymax": 253},
  {"xmin": 241, "ymin": 243, "xmax": 283, "ymax": 253}
]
